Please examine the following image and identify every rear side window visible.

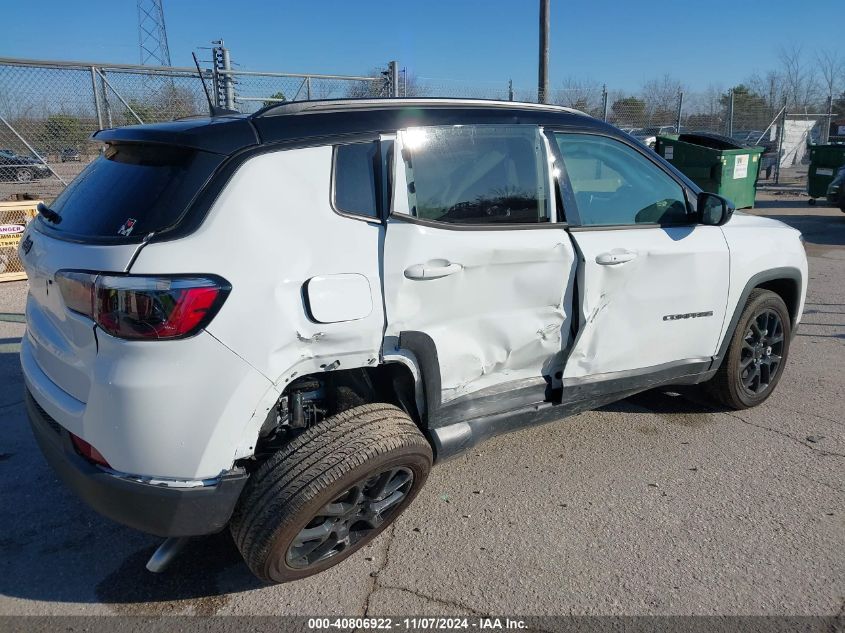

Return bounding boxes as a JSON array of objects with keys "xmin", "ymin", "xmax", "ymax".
[
  {"xmin": 44, "ymin": 143, "xmax": 222, "ymax": 240},
  {"xmin": 333, "ymin": 142, "xmax": 379, "ymax": 219},
  {"xmin": 399, "ymin": 125, "xmax": 550, "ymax": 225}
]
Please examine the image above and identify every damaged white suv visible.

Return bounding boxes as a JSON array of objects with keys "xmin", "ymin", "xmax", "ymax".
[{"xmin": 20, "ymin": 99, "xmax": 807, "ymax": 583}]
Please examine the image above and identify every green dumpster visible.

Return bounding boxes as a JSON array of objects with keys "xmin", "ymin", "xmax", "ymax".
[
  {"xmin": 807, "ymin": 144, "xmax": 845, "ymax": 202},
  {"xmin": 655, "ymin": 133, "xmax": 764, "ymax": 209}
]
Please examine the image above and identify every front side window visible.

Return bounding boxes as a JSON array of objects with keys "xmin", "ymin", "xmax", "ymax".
[
  {"xmin": 553, "ymin": 133, "xmax": 689, "ymax": 226},
  {"xmin": 399, "ymin": 125, "xmax": 550, "ymax": 225},
  {"xmin": 333, "ymin": 141, "xmax": 379, "ymax": 218}
]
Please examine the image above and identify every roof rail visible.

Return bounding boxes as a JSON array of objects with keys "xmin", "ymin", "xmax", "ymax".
[{"xmin": 254, "ymin": 97, "xmax": 589, "ymax": 119}]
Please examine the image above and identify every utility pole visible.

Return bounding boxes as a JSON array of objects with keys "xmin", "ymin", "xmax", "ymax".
[
  {"xmin": 601, "ymin": 84, "xmax": 608, "ymax": 121},
  {"xmin": 388, "ymin": 61, "xmax": 399, "ymax": 98},
  {"xmin": 212, "ymin": 40, "xmax": 235, "ymax": 110},
  {"xmin": 538, "ymin": 0, "xmax": 550, "ymax": 103}
]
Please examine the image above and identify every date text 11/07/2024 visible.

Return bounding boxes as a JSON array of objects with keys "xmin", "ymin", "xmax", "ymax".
[{"xmin": 306, "ymin": 617, "xmax": 528, "ymax": 630}]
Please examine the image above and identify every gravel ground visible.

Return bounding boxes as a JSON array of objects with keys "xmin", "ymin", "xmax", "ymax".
[{"xmin": 0, "ymin": 192, "xmax": 842, "ymax": 619}]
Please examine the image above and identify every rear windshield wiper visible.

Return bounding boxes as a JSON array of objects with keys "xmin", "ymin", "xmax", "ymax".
[{"xmin": 37, "ymin": 202, "xmax": 62, "ymax": 224}]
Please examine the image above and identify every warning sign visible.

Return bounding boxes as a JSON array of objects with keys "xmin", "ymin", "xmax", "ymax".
[{"xmin": 733, "ymin": 155, "xmax": 749, "ymax": 179}]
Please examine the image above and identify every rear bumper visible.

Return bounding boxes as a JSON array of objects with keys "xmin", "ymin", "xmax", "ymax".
[{"xmin": 26, "ymin": 390, "xmax": 248, "ymax": 537}]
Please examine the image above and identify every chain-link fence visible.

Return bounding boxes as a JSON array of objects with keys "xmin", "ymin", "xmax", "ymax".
[
  {"xmin": 0, "ymin": 57, "xmax": 391, "ymax": 201},
  {"xmin": 221, "ymin": 70, "xmax": 389, "ymax": 114},
  {"xmin": 1, "ymin": 55, "xmax": 842, "ymax": 202},
  {"xmin": 413, "ymin": 78, "xmax": 841, "ymax": 189}
]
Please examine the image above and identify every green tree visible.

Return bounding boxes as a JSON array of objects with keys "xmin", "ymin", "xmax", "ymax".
[
  {"xmin": 39, "ymin": 114, "xmax": 85, "ymax": 152},
  {"xmin": 610, "ymin": 97, "xmax": 646, "ymax": 126},
  {"xmin": 263, "ymin": 91, "xmax": 287, "ymax": 108},
  {"xmin": 721, "ymin": 85, "xmax": 770, "ymax": 131}
]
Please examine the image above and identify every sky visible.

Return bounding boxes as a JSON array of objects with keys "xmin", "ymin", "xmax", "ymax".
[{"xmin": 1, "ymin": 0, "xmax": 842, "ymax": 93}]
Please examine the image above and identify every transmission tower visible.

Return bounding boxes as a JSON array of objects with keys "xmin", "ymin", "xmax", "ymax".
[{"xmin": 138, "ymin": 0, "xmax": 172, "ymax": 67}]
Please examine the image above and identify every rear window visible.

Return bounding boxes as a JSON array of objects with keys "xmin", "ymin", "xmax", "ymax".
[{"xmin": 44, "ymin": 143, "xmax": 222, "ymax": 240}]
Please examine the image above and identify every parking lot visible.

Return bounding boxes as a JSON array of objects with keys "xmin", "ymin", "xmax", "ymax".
[{"xmin": 0, "ymin": 191, "xmax": 842, "ymax": 618}]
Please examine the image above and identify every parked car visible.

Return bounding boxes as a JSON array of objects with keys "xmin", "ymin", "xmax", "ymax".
[
  {"xmin": 634, "ymin": 125, "xmax": 677, "ymax": 149},
  {"xmin": 20, "ymin": 99, "xmax": 807, "ymax": 583},
  {"xmin": 60, "ymin": 147, "xmax": 81, "ymax": 162},
  {"xmin": 827, "ymin": 165, "xmax": 845, "ymax": 211},
  {"xmin": 0, "ymin": 150, "xmax": 51, "ymax": 182},
  {"xmin": 732, "ymin": 130, "xmax": 766, "ymax": 145}
]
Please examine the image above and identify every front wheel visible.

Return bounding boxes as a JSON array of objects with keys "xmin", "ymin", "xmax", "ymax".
[
  {"xmin": 230, "ymin": 403, "xmax": 432, "ymax": 583},
  {"xmin": 704, "ymin": 289, "xmax": 791, "ymax": 409},
  {"xmin": 15, "ymin": 168, "xmax": 33, "ymax": 183}
]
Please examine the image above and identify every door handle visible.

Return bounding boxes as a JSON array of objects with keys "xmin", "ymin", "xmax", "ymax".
[
  {"xmin": 595, "ymin": 250, "xmax": 637, "ymax": 265},
  {"xmin": 404, "ymin": 260, "xmax": 463, "ymax": 280}
]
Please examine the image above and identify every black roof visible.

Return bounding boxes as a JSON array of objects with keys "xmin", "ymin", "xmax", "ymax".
[{"xmin": 93, "ymin": 99, "xmax": 608, "ymax": 155}]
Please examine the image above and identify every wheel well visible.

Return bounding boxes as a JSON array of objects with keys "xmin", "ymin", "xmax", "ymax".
[
  {"xmin": 323, "ymin": 363, "xmax": 423, "ymax": 427},
  {"xmin": 250, "ymin": 363, "xmax": 425, "ymax": 465},
  {"xmin": 755, "ymin": 277, "xmax": 800, "ymax": 327}
]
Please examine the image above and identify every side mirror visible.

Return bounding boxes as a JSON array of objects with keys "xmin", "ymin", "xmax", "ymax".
[{"xmin": 698, "ymin": 192, "xmax": 735, "ymax": 226}]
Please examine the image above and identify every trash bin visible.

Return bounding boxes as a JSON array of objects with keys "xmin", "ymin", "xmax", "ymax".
[
  {"xmin": 807, "ymin": 144, "xmax": 845, "ymax": 204},
  {"xmin": 655, "ymin": 133, "xmax": 764, "ymax": 209}
]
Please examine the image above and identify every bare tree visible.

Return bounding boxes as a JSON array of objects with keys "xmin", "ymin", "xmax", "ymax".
[
  {"xmin": 778, "ymin": 46, "xmax": 821, "ymax": 110},
  {"xmin": 552, "ymin": 77, "xmax": 603, "ymax": 115},
  {"xmin": 747, "ymin": 70, "xmax": 785, "ymax": 112},
  {"xmin": 399, "ymin": 69, "xmax": 427, "ymax": 97},
  {"xmin": 682, "ymin": 83, "xmax": 725, "ymax": 131},
  {"xmin": 641, "ymin": 74, "xmax": 684, "ymax": 124},
  {"xmin": 816, "ymin": 49, "xmax": 844, "ymax": 101}
]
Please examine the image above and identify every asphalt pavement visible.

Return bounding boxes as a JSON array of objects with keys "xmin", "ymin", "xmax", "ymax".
[{"xmin": 0, "ymin": 191, "xmax": 842, "ymax": 618}]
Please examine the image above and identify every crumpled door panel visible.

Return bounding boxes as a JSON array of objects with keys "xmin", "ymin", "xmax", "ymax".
[
  {"xmin": 383, "ymin": 220, "xmax": 577, "ymax": 404},
  {"xmin": 564, "ymin": 226, "xmax": 730, "ymax": 381}
]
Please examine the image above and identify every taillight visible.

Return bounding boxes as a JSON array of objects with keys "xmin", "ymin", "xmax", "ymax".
[{"xmin": 55, "ymin": 272, "xmax": 230, "ymax": 340}]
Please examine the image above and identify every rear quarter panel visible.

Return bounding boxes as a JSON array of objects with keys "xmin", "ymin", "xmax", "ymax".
[{"xmin": 129, "ymin": 144, "xmax": 386, "ymax": 391}]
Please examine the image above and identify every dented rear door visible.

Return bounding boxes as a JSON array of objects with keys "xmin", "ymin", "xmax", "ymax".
[
  {"xmin": 551, "ymin": 131, "xmax": 730, "ymax": 382},
  {"xmin": 383, "ymin": 124, "xmax": 576, "ymax": 409}
]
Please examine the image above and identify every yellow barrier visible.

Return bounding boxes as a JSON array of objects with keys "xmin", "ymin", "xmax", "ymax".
[{"xmin": 0, "ymin": 199, "xmax": 40, "ymax": 282}]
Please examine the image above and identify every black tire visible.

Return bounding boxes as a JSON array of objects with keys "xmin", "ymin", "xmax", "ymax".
[
  {"xmin": 704, "ymin": 289, "xmax": 791, "ymax": 410},
  {"xmin": 15, "ymin": 168, "xmax": 33, "ymax": 183},
  {"xmin": 808, "ymin": 198, "xmax": 816, "ymax": 205},
  {"xmin": 230, "ymin": 403, "xmax": 432, "ymax": 583}
]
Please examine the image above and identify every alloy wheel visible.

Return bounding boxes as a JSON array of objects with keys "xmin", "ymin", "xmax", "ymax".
[
  {"xmin": 285, "ymin": 466, "xmax": 414, "ymax": 569},
  {"xmin": 739, "ymin": 308, "xmax": 784, "ymax": 395}
]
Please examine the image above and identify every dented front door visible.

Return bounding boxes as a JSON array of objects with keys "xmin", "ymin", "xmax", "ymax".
[
  {"xmin": 563, "ymin": 226, "xmax": 729, "ymax": 381},
  {"xmin": 383, "ymin": 124, "xmax": 577, "ymax": 407},
  {"xmin": 552, "ymin": 131, "xmax": 730, "ymax": 382}
]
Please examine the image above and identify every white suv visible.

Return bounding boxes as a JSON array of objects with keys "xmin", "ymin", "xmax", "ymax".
[{"xmin": 19, "ymin": 99, "xmax": 807, "ymax": 583}]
